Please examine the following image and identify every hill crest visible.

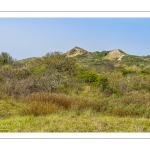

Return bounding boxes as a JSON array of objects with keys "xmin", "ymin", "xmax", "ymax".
[
  {"xmin": 66, "ymin": 46, "xmax": 88, "ymax": 57},
  {"xmin": 66, "ymin": 47, "xmax": 127, "ymax": 60},
  {"xmin": 105, "ymin": 49, "xmax": 127, "ymax": 60}
]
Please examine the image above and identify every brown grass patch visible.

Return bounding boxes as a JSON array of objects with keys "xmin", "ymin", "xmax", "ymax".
[
  {"xmin": 25, "ymin": 93, "xmax": 73, "ymax": 109},
  {"xmin": 21, "ymin": 93, "xmax": 74, "ymax": 116}
]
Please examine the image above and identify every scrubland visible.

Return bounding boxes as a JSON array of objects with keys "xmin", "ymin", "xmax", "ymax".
[{"xmin": 1, "ymin": 51, "xmax": 150, "ymax": 132}]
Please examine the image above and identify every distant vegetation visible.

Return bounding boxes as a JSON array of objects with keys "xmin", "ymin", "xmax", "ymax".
[
  {"xmin": 1, "ymin": 48, "xmax": 150, "ymax": 132},
  {"xmin": 0, "ymin": 52, "xmax": 14, "ymax": 65}
]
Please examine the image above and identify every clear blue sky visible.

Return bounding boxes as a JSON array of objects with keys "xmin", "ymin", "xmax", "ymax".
[{"xmin": 0, "ymin": 18, "xmax": 150, "ymax": 60}]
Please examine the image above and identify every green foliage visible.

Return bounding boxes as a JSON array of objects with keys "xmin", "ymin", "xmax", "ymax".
[
  {"xmin": 12, "ymin": 67, "xmax": 31, "ymax": 80},
  {"xmin": 140, "ymin": 70, "xmax": 149, "ymax": 75},
  {"xmin": 77, "ymin": 69, "xmax": 109, "ymax": 92},
  {"xmin": 93, "ymin": 75, "xmax": 109, "ymax": 91},
  {"xmin": 115, "ymin": 69, "xmax": 135, "ymax": 76},
  {"xmin": 78, "ymin": 70, "xmax": 98, "ymax": 83},
  {"xmin": 93, "ymin": 50, "xmax": 109, "ymax": 58},
  {"xmin": 29, "ymin": 52, "xmax": 77, "ymax": 76},
  {"xmin": 0, "ymin": 52, "xmax": 14, "ymax": 65},
  {"xmin": 33, "ymin": 66, "xmax": 46, "ymax": 75},
  {"xmin": 1, "ymin": 65, "xmax": 11, "ymax": 71},
  {"xmin": 121, "ymin": 55, "xmax": 150, "ymax": 68}
]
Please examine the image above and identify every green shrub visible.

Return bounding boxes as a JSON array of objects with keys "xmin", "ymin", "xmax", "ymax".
[
  {"xmin": 0, "ymin": 52, "xmax": 14, "ymax": 65},
  {"xmin": 33, "ymin": 66, "xmax": 46, "ymax": 75},
  {"xmin": 28, "ymin": 52, "xmax": 78, "ymax": 76},
  {"xmin": 1, "ymin": 65, "xmax": 11, "ymax": 71},
  {"xmin": 78, "ymin": 70, "xmax": 98, "ymax": 83},
  {"xmin": 140, "ymin": 70, "xmax": 149, "ymax": 75},
  {"xmin": 93, "ymin": 75, "xmax": 109, "ymax": 91}
]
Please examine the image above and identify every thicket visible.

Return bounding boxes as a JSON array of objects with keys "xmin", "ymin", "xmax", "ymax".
[
  {"xmin": 0, "ymin": 52, "xmax": 79, "ymax": 96},
  {"xmin": 1, "ymin": 51, "xmax": 150, "ymax": 119},
  {"xmin": 1, "ymin": 51, "xmax": 150, "ymax": 97}
]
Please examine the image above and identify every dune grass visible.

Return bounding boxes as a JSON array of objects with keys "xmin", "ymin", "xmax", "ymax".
[
  {"xmin": 1, "ymin": 93, "xmax": 150, "ymax": 132},
  {"xmin": 1, "ymin": 110, "xmax": 150, "ymax": 132}
]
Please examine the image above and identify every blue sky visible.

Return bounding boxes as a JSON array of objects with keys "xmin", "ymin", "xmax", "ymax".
[{"xmin": 0, "ymin": 18, "xmax": 150, "ymax": 60}]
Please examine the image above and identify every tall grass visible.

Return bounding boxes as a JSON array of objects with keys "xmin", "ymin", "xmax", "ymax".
[
  {"xmin": 1, "ymin": 92, "xmax": 150, "ymax": 132},
  {"xmin": 25, "ymin": 93, "xmax": 73, "ymax": 109},
  {"xmin": 1, "ymin": 91, "xmax": 150, "ymax": 118},
  {"xmin": 18, "ymin": 92, "xmax": 150, "ymax": 118}
]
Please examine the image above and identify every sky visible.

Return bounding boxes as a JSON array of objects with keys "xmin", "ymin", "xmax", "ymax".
[{"xmin": 0, "ymin": 18, "xmax": 150, "ymax": 60}]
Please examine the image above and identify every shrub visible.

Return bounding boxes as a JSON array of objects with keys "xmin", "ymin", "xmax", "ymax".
[
  {"xmin": 78, "ymin": 70, "xmax": 98, "ymax": 83},
  {"xmin": 0, "ymin": 52, "xmax": 14, "ymax": 65},
  {"xmin": 29, "ymin": 52, "xmax": 78, "ymax": 76},
  {"xmin": 93, "ymin": 75, "xmax": 109, "ymax": 92},
  {"xmin": 33, "ymin": 66, "xmax": 46, "ymax": 75},
  {"xmin": 107, "ymin": 72, "xmax": 130, "ymax": 95}
]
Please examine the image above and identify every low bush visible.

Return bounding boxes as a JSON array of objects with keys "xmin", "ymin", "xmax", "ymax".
[{"xmin": 78, "ymin": 70, "xmax": 98, "ymax": 83}]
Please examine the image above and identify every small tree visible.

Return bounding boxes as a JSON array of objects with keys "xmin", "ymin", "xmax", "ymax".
[{"xmin": 0, "ymin": 52, "xmax": 14, "ymax": 65}]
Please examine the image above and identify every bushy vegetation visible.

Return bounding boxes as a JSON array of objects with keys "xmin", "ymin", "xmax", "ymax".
[
  {"xmin": 1, "ymin": 51, "xmax": 150, "ymax": 132},
  {"xmin": 0, "ymin": 52, "xmax": 14, "ymax": 65}
]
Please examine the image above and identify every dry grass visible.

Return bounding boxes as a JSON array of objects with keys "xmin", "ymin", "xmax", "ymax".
[
  {"xmin": 19, "ymin": 92, "xmax": 150, "ymax": 118},
  {"xmin": 1, "ymin": 92, "xmax": 150, "ymax": 132},
  {"xmin": 21, "ymin": 101, "xmax": 59, "ymax": 116},
  {"xmin": 20, "ymin": 93, "xmax": 108, "ymax": 116},
  {"xmin": 21, "ymin": 93, "xmax": 74, "ymax": 116},
  {"xmin": 25, "ymin": 93, "xmax": 73, "ymax": 109},
  {"xmin": 1, "ymin": 92, "xmax": 150, "ymax": 118}
]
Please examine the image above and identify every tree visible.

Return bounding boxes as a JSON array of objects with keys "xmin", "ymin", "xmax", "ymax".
[{"xmin": 0, "ymin": 52, "xmax": 14, "ymax": 65}]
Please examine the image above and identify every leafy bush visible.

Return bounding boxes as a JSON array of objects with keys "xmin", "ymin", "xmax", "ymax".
[
  {"xmin": 78, "ymin": 70, "xmax": 98, "ymax": 83},
  {"xmin": 33, "ymin": 66, "xmax": 46, "ymax": 75},
  {"xmin": 0, "ymin": 52, "xmax": 14, "ymax": 65},
  {"xmin": 93, "ymin": 75, "xmax": 109, "ymax": 91}
]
